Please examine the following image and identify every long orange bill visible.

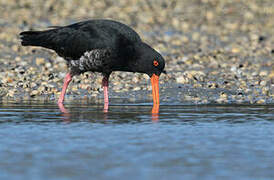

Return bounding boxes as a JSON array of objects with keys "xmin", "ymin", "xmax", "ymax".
[{"xmin": 150, "ymin": 74, "xmax": 160, "ymax": 105}]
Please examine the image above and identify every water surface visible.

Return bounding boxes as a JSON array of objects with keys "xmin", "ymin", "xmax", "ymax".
[{"xmin": 0, "ymin": 101, "xmax": 273, "ymax": 180}]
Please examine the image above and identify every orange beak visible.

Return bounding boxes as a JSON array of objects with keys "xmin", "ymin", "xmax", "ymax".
[{"xmin": 150, "ymin": 74, "xmax": 160, "ymax": 105}]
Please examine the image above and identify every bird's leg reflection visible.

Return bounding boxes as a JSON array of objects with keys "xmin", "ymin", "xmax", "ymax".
[
  {"xmin": 61, "ymin": 111, "xmax": 71, "ymax": 122},
  {"xmin": 151, "ymin": 104, "xmax": 159, "ymax": 122},
  {"xmin": 57, "ymin": 103, "xmax": 71, "ymax": 122},
  {"xmin": 103, "ymin": 111, "xmax": 108, "ymax": 121}
]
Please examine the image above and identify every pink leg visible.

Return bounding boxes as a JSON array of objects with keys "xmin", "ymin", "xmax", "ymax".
[
  {"xmin": 58, "ymin": 73, "xmax": 72, "ymax": 104},
  {"xmin": 102, "ymin": 76, "xmax": 109, "ymax": 112}
]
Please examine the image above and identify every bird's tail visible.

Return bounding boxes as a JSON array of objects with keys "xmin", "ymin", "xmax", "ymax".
[{"xmin": 19, "ymin": 30, "xmax": 54, "ymax": 48}]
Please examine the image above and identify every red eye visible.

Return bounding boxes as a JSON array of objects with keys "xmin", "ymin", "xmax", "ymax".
[{"xmin": 153, "ymin": 60, "xmax": 159, "ymax": 67}]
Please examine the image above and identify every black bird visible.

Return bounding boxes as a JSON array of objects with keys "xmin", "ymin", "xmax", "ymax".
[{"xmin": 20, "ymin": 19, "xmax": 165, "ymax": 112}]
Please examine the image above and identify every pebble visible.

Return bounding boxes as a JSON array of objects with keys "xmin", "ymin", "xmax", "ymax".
[
  {"xmin": 176, "ymin": 76, "xmax": 189, "ymax": 84},
  {"xmin": 220, "ymin": 92, "xmax": 228, "ymax": 99},
  {"xmin": 259, "ymin": 71, "xmax": 268, "ymax": 77},
  {"xmin": 133, "ymin": 87, "xmax": 141, "ymax": 91},
  {"xmin": 256, "ymin": 99, "xmax": 265, "ymax": 104},
  {"xmin": 0, "ymin": 88, "xmax": 7, "ymax": 97},
  {"xmin": 231, "ymin": 48, "xmax": 240, "ymax": 53},
  {"xmin": 30, "ymin": 90, "xmax": 39, "ymax": 97},
  {"xmin": 35, "ymin": 57, "xmax": 46, "ymax": 66}
]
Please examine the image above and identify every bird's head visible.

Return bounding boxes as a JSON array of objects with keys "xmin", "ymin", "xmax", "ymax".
[
  {"xmin": 132, "ymin": 42, "xmax": 166, "ymax": 107},
  {"xmin": 133, "ymin": 42, "xmax": 165, "ymax": 77}
]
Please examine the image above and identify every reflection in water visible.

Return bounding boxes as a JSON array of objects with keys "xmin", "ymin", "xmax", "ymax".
[
  {"xmin": 59, "ymin": 108, "xmax": 159, "ymax": 123},
  {"xmin": 151, "ymin": 113, "xmax": 159, "ymax": 122},
  {"xmin": 58, "ymin": 102, "xmax": 160, "ymax": 122},
  {"xmin": 151, "ymin": 104, "xmax": 159, "ymax": 122},
  {"xmin": 2, "ymin": 102, "xmax": 273, "ymax": 125},
  {"xmin": 61, "ymin": 112, "xmax": 71, "ymax": 123}
]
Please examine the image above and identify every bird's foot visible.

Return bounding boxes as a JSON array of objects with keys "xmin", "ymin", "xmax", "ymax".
[{"xmin": 58, "ymin": 102, "xmax": 69, "ymax": 114}]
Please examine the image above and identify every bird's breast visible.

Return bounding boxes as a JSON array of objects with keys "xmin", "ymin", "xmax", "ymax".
[{"xmin": 68, "ymin": 49, "xmax": 112, "ymax": 75}]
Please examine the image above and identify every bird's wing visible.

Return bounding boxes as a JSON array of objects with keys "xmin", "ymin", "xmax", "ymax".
[
  {"xmin": 48, "ymin": 27, "xmax": 107, "ymax": 59},
  {"xmin": 20, "ymin": 26, "xmax": 114, "ymax": 60},
  {"xmin": 20, "ymin": 20, "xmax": 141, "ymax": 60}
]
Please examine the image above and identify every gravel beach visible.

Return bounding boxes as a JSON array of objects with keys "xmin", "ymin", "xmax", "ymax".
[{"xmin": 0, "ymin": 0, "xmax": 273, "ymax": 104}]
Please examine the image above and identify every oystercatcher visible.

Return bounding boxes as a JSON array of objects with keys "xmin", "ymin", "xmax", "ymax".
[{"xmin": 19, "ymin": 19, "xmax": 165, "ymax": 113}]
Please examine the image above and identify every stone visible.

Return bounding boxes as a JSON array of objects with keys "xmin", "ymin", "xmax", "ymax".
[{"xmin": 35, "ymin": 57, "xmax": 46, "ymax": 66}]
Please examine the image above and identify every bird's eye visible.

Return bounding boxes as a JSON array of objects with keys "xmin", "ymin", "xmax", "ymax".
[{"xmin": 153, "ymin": 60, "xmax": 159, "ymax": 67}]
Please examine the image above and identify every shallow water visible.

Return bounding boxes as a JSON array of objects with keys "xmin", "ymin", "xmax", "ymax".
[{"xmin": 0, "ymin": 101, "xmax": 273, "ymax": 180}]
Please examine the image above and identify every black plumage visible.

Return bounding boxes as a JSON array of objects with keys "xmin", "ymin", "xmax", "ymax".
[{"xmin": 20, "ymin": 19, "xmax": 165, "ymax": 112}]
